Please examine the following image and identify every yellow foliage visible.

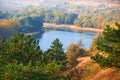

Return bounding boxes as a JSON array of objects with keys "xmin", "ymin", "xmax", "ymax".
[
  {"xmin": 109, "ymin": 21, "xmax": 120, "ymax": 29},
  {"xmin": 0, "ymin": 19, "xmax": 19, "ymax": 28}
]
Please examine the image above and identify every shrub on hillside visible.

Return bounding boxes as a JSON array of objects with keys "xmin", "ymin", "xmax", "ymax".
[{"xmin": 66, "ymin": 40, "xmax": 85, "ymax": 66}]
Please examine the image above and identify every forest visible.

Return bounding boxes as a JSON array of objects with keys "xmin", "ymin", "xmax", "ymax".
[
  {"xmin": 0, "ymin": 23, "xmax": 120, "ymax": 79},
  {"xmin": 0, "ymin": 0, "xmax": 120, "ymax": 79},
  {"xmin": 0, "ymin": 8, "xmax": 120, "ymax": 39},
  {"xmin": 0, "ymin": 0, "xmax": 120, "ymax": 39}
]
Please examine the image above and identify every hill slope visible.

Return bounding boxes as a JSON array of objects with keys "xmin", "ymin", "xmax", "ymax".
[{"xmin": 70, "ymin": 56, "xmax": 120, "ymax": 80}]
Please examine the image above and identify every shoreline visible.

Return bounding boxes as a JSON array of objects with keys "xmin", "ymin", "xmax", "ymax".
[
  {"xmin": 24, "ymin": 32, "xmax": 40, "ymax": 36},
  {"xmin": 43, "ymin": 23, "xmax": 103, "ymax": 32}
]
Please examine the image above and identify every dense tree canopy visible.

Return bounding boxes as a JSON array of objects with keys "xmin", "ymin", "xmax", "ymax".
[
  {"xmin": 91, "ymin": 23, "xmax": 120, "ymax": 68},
  {"xmin": 0, "ymin": 33, "xmax": 43, "ymax": 65},
  {"xmin": 0, "ymin": 33, "xmax": 67, "ymax": 80},
  {"xmin": 0, "ymin": 19, "xmax": 20, "ymax": 39},
  {"xmin": 0, "ymin": 15, "xmax": 43, "ymax": 39},
  {"xmin": 0, "ymin": 11, "xmax": 12, "ymax": 19},
  {"xmin": 0, "ymin": 9, "xmax": 120, "ymax": 40}
]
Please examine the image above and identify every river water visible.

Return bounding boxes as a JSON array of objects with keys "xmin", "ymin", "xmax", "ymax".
[{"xmin": 38, "ymin": 28, "xmax": 97, "ymax": 51}]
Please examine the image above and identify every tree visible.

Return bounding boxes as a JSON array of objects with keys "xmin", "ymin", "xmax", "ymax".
[
  {"xmin": 0, "ymin": 33, "xmax": 66, "ymax": 80},
  {"xmin": 49, "ymin": 38, "xmax": 64, "ymax": 54},
  {"xmin": 74, "ymin": 18, "xmax": 83, "ymax": 27},
  {"xmin": 0, "ymin": 33, "xmax": 43, "ymax": 65},
  {"xmin": 65, "ymin": 14, "xmax": 78, "ymax": 24},
  {"xmin": 66, "ymin": 41, "xmax": 85, "ymax": 66},
  {"xmin": 44, "ymin": 11, "xmax": 53, "ymax": 23},
  {"xmin": 91, "ymin": 23, "xmax": 120, "ymax": 68},
  {"xmin": 18, "ymin": 15, "xmax": 43, "ymax": 33},
  {"xmin": 0, "ymin": 19, "xmax": 20, "ymax": 39},
  {"xmin": 44, "ymin": 38, "xmax": 66, "ymax": 65},
  {"xmin": 90, "ymin": 33, "xmax": 102, "ymax": 52}
]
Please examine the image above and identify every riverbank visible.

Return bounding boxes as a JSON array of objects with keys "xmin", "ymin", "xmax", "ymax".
[
  {"xmin": 24, "ymin": 32, "xmax": 39, "ymax": 36},
  {"xmin": 43, "ymin": 23, "xmax": 103, "ymax": 32}
]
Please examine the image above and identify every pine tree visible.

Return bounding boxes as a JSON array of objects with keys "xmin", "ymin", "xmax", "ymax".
[
  {"xmin": 49, "ymin": 38, "xmax": 64, "ymax": 54},
  {"xmin": 0, "ymin": 33, "xmax": 43, "ymax": 65},
  {"xmin": 0, "ymin": 33, "xmax": 66, "ymax": 80},
  {"xmin": 45, "ymin": 38, "xmax": 66, "ymax": 65},
  {"xmin": 91, "ymin": 23, "xmax": 120, "ymax": 68}
]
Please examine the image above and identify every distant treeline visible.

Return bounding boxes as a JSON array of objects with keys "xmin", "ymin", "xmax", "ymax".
[
  {"xmin": 0, "ymin": 9, "xmax": 120, "ymax": 39},
  {"xmin": 11, "ymin": 9, "xmax": 120, "ymax": 28},
  {"xmin": 0, "ymin": 11, "xmax": 43, "ymax": 39},
  {"xmin": 1, "ymin": 9, "xmax": 120, "ymax": 28}
]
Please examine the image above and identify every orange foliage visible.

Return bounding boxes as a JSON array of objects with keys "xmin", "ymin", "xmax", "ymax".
[
  {"xmin": 0, "ymin": 19, "xmax": 19, "ymax": 28},
  {"xmin": 109, "ymin": 21, "xmax": 120, "ymax": 29}
]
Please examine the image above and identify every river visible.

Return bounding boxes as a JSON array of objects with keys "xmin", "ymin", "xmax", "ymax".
[{"xmin": 38, "ymin": 28, "xmax": 97, "ymax": 52}]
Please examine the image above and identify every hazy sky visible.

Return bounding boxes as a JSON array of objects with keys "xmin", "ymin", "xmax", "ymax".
[
  {"xmin": 0, "ymin": 0, "xmax": 119, "ymax": 11},
  {"xmin": 0, "ymin": 0, "xmax": 43, "ymax": 11}
]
